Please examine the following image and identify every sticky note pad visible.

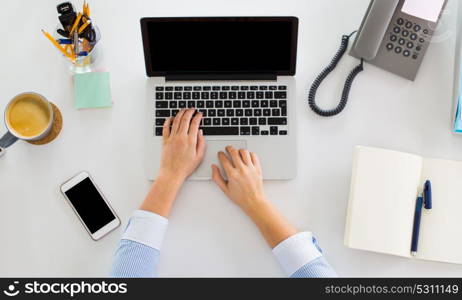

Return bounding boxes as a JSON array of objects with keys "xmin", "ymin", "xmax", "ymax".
[{"xmin": 74, "ymin": 72, "xmax": 112, "ymax": 109}]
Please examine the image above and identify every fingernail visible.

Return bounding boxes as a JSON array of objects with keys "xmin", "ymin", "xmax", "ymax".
[{"xmin": 199, "ymin": 129, "xmax": 203, "ymax": 135}]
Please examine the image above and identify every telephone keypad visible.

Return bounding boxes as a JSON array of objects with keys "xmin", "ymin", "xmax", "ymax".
[{"xmin": 386, "ymin": 17, "xmax": 430, "ymax": 61}]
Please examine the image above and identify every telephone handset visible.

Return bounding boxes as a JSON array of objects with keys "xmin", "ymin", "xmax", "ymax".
[{"xmin": 309, "ymin": 0, "xmax": 448, "ymax": 117}]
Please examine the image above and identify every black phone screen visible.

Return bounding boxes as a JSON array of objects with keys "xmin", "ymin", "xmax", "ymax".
[{"xmin": 64, "ymin": 177, "xmax": 116, "ymax": 234}]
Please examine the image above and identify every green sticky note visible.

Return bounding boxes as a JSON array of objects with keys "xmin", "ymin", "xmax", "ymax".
[{"xmin": 74, "ymin": 72, "xmax": 112, "ymax": 109}]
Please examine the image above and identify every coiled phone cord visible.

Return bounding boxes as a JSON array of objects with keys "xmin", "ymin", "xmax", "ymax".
[{"xmin": 308, "ymin": 31, "xmax": 364, "ymax": 117}]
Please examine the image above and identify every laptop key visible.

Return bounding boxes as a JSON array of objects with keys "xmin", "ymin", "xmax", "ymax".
[
  {"xmin": 197, "ymin": 101, "xmax": 205, "ymax": 108},
  {"xmin": 226, "ymin": 109, "xmax": 234, "ymax": 117},
  {"xmin": 165, "ymin": 92, "xmax": 173, "ymax": 100},
  {"xmin": 256, "ymin": 92, "xmax": 263, "ymax": 99},
  {"xmin": 220, "ymin": 92, "xmax": 228, "ymax": 99},
  {"xmin": 183, "ymin": 92, "xmax": 191, "ymax": 100},
  {"xmin": 261, "ymin": 130, "xmax": 269, "ymax": 135},
  {"xmin": 269, "ymin": 86, "xmax": 277, "ymax": 90},
  {"xmin": 238, "ymin": 92, "xmax": 245, "ymax": 99},
  {"xmin": 188, "ymin": 101, "xmax": 195, "ymax": 108},
  {"xmin": 279, "ymin": 100, "xmax": 287, "ymax": 108},
  {"xmin": 270, "ymin": 126, "xmax": 278, "ymax": 135},
  {"xmin": 172, "ymin": 110, "xmax": 179, "ymax": 116},
  {"xmin": 222, "ymin": 118, "xmax": 230, "ymax": 125},
  {"xmin": 243, "ymin": 101, "xmax": 250, "ymax": 108},
  {"xmin": 249, "ymin": 118, "xmax": 258, "ymax": 125},
  {"xmin": 211, "ymin": 92, "xmax": 218, "ymax": 99},
  {"xmin": 175, "ymin": 86, "xmax": 183, "ymax": 91},
  {"xmin": 240, "ymin": 86, "xmax": 249, "ymax": 91},
  {"xmin": 259, "ymin": 86, "xmax": 268, "ymax": 90},
  {"xmin": 156, "ymin": 118, "xmax": 166, "ymax": 126},
  {"xmin": 201, "ymin": 92, "xmax": 209, "ymax": 99},
  {"xmin": 203, "ymin": 86, "xmax": 211, "ymax": 91},
  {"xmin": 278, "ymin": 86, "xmax": 287, "ymax": 90},
  {"xmin": 156, "ymin": 102, "xmax": 168, "ymax": 109},
  {"xmin": 166, "ymin": 87, "xmax": 174, "ymax": 91},
  {"xmin": 224, "ymin": 101, "xmax": 232, "ymax": 108},
  {"xmin": 240, "ymin": 127, "xmax": 251, "ymax": 135},
  {"xmin": 212, "ymin": 86, "xmax": 220, "ymax": 91},
  {"xmin": 217, "ymin": 109, "xmax": 225, "ymax": 117},
  {"xmin": 265, "ymin": 92, "xmax": 273, "ymax": 99},
  {"xmin": 245, "ymin": 109, "xmax": 252, "ymax": 117},
  {"xmin": 215, "ymin": 100, "xmax": 223, "ymax": 108},
  {"xmin": 274, "ymin": 91, "xmax": 287, "ymax": 99},
  {"xmin": 208, "ymin": 109, "xmax": 216, "ymax": 117},
  {"xmin": 156, "ymin": 93, "xmax": 163, "ymax": 100},
  {"xmin": 222, "ymin": 86, "xmax": 230, "ymax": 91},
  {"xmin": 206, "ymin": 101, "xmax": 214, "ymax": 108},
  {"xmin": 229, "ymin": 92, "xmax": 237, "ymax": 99},
  {"xmin": 193, "ymin": 86, "xmax": 202, "ymax": 91},
  {"xmin": 156, "ymin": 87, "xmax": 164, "ymax": 91},
  {"xmin": 272, "ymin": 109, "xmax": 280, "ymax": 116},
  {"xmin": 247, "ymin": 92, "xmax": 255, "ymax": 99},
  {"xmin": 233, "ymin": 101, "xmax": 242, "ymax": 108},
  {"xmin": 236, "ymin": 109, "xmax": 244, "ymax": 116},
  {"xmin": 203, "ymin": 127, "xmax": 239, "ymax": 135},
  {"xmin": 204, "ymin": 118, "xmax": 212, "ymax": 126},
  {"xmin": 250, "ymin": 86, "xmax": 258, "ymax": 91},
  {"xmin": 231, "ymin": 118, "xmax": 239, "ymax": 125},
  {"xmin": 169, "ymin": 102, "xmax": 178, "ymax": 108},
  {"xmin": 179, "ymin": 101, "xmax": 186, "ymax": 108},
  {"xmin": 261, "ymin": 100, "xmax": 269, "ymax": 107},
  {"xmin": 259, "ymin": 118, "xmax": 266, "ymax": 125},
  {"xmin": 192, "ymin": 92, "xmax": 200, "ymax": 99},
  {"xmin": 155, "ymin": 127, "xmax": 163, "ymax": 136},
  {"xmin": 270, "ymin": 100, "xmax": 278, "ymax": 107},
  {"xmin": 252, "ymin": 126, "xmax": 260, "ymax": 135},
  {"xmin": 268, "ymin": 118, "xmax": 287, "ymax": 125},
  {"xmin": 279, "ymin": 130, "xmax": 288, "ymax": 135},
  {"xmin": 240, "ymin": 118, "xmax": 248, "ymax": 125},
  {"xmin": 213, "ymin": 118, "xmax": 221, "ymax": 126},
  {"xmin": 281, "ymin": 107, "xmax": 287, "ymax": 116},
  {"xmin": 263, "ymin": 109, "xmax": 271, "ymax": 116},
  {"xmin": 184, "ymin": 87, "xmax": 192, "ymax": 91},
  {"xmin": 199, "ymin": 109, "xmax": 207, "ymax": 117},
  {"xmin": 254, "ymin": 109, "xmax": 262, "ymax": 116},
  {"xmin": 156, "ymin": 110, "xmax": 170, "ymax": 117},
  {"xmin": 231, "ymin": 86, "xmax": 239, "ymax": 90},
  {"xmin": 174, "ymin": 92, "xmax": 182, "ymax": 99},
  {"xmin": 252, "ymin": 100, "xmax": 259, "ymax": 108}
]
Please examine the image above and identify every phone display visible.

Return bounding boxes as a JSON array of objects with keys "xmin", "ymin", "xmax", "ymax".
[{"xmin": 61, "ymin": 172, "xmax": 120, "ymax": 240}]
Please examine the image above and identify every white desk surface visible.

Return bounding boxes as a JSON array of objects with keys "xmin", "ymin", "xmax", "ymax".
[{"xmin": 1, "ymin": 0, "xmax": 461, "ymax": 277}]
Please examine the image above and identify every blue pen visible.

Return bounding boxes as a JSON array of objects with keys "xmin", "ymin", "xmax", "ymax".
[{"xmin": 411, "ymin": 180, "xmax": 432, "ymax": 256}]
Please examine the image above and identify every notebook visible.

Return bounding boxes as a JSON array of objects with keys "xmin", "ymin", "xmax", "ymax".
[{"xmin": 345, "ymin": 146, "xmax": 462, "ymax": 264}]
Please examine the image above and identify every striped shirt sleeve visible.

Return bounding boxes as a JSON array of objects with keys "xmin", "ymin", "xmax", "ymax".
[
  {"xmin": 110, "ymin": 210, "xmax": 168, "ymax": 278},
  {"xmin": 272, "ymin": 232, "xmax": 337, "ymax": 278}
]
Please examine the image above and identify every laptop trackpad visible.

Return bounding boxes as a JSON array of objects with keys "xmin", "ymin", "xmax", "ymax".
[{"xmin": 193, "ymin": 140, "xmax": 247, "ymax": 180}]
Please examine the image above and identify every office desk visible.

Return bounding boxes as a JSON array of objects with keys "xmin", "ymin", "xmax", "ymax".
[{"xmin": 1, "ymin": 0, "xmax": 461, "ymax": 277}]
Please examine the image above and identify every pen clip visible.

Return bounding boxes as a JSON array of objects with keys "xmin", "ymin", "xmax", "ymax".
[{"xmin": 423, "ymin": 180, "xmax": 432, "ymax": 210}]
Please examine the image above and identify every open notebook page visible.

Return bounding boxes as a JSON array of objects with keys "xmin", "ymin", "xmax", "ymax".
[
  {"xmin": 417, "ymin": 158, "xmax": 462, "ymax": 264},
  {"xmin": 345, "ymin": 146, "xmax": 422, "ymax": 258}
]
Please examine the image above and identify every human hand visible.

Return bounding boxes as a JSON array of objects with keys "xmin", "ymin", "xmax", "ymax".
[
  {"xmin": 158, "ymin": 108, "xmax": 206, "ymax": 184},
  {"xmin": 211, "ymin": 146, "xmax": 267, "ymax": 216}
]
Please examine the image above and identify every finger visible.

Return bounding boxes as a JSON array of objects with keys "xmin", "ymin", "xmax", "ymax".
[
  {"xmin": 189, "ymin": 111, "xmax": 202, "ymax": 138},
  {"xmin": 218, "ymin": 151, "xmax": 234, "ymax": 174},
  {"xmin": 179, "ymin": 108, "xmax": 195, "ymax": 135},
  {"xmin": 171, "ymin": 109, "xmax": 186, "ymax": 134},
  {"xmin": 196, "ymin": 129, "xmax": 206, "ymax": 159},
  {"xmin": 250, "ymin": 152, "xmax": 262, "ymax": 172},
  {"xmin": 212, "ymin": 164, "xmax": 228, "ymax": 194},
  {"xmin": 239, "ymin": 148, "xmax": 252, "ymax": 165},
  {"xmin": 226, "ymin": 146, "xmax": 244, "ymax": 168},
  {"xmin": 162, "ymin": 117, "xmax": 172, "ymax": 141}
]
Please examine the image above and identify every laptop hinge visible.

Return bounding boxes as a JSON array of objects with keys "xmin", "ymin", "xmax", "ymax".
[{"xmin": 165, "ymin": 73, "xmax": 277, "ymax": 81}]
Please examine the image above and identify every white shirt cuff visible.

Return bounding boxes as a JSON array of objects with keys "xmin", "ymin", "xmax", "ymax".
[
  {"xmin": 272, "ymin": 232, "xmax": 322, "ymax": 276},
  {"xmin": 122, "ymin": 210, "xmax": 168, "ymax": 251}
]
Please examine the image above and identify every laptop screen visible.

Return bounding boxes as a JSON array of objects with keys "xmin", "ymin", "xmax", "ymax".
[{"xmin": 141, "ymin": 17, "xmax": 298, "ymax": 77}]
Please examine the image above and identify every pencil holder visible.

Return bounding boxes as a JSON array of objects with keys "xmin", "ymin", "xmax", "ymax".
[{"xmin": 54, "ymin": 23, "xmax": 101, "ymax": 73}]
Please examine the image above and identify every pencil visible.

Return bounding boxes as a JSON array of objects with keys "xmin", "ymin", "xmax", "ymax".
[
  {"xmin": 70, "ymin": 13, "xmax": 82, "ymax": 35},
  {"xmin": 41, "ymin": 29, "xmax": 75, "ymax": 61},
  {"xmin": 78, "ymin": 20, "xmax": 91, "ymax": 33}
]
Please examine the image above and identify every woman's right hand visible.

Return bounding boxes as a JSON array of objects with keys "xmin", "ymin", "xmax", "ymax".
[{"xmin": 211, "ymin": 146, "xmax": 267, "ymax": 216}]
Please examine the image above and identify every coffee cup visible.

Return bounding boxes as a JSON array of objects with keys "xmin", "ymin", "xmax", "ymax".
[{"xmin": 0, "ymin": 92, "xmax": 54, "ymax": 156}]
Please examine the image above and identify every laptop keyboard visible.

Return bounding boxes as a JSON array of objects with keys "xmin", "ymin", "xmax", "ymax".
[{"xmin": 154, "ymin": 85, "xmax": 288, "ymax": 136}]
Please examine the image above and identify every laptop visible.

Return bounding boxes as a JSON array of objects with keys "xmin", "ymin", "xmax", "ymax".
[{"xmin": 140, "ymin": 17, "xmax": 298, "ymax": 180}]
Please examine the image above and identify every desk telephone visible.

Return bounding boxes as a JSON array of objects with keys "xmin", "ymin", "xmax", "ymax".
[{"xmin": 309, "ymin": 0, "xmax": 448, "ymax": 117}]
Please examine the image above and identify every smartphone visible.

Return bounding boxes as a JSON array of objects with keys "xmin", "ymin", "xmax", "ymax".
[{"xmin": 60, "ymin": 171, "xmax": 120, "ymax": 240}]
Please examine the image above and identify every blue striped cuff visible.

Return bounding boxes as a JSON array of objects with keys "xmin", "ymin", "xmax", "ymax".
[
  {"xmin": 122, "ymin": 210, "xmax": 168, "ymax": 250},
  {"xmin": 272, "ymin": 232, "xmax": 323, "ymax": 276}
]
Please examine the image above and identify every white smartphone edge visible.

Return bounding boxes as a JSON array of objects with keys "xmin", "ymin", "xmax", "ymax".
[{"xmin": 60, "ymin": 171, "xmax": 121, "ymax": 241}]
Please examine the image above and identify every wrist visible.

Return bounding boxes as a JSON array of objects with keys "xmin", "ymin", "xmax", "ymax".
[
  {"xmin": 241, "ymin": 194, "xmax": 270, "ymax": 220},
  {"xmin": 156, "ymin": 171, "xmax": 185, "ymax": 189}
]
